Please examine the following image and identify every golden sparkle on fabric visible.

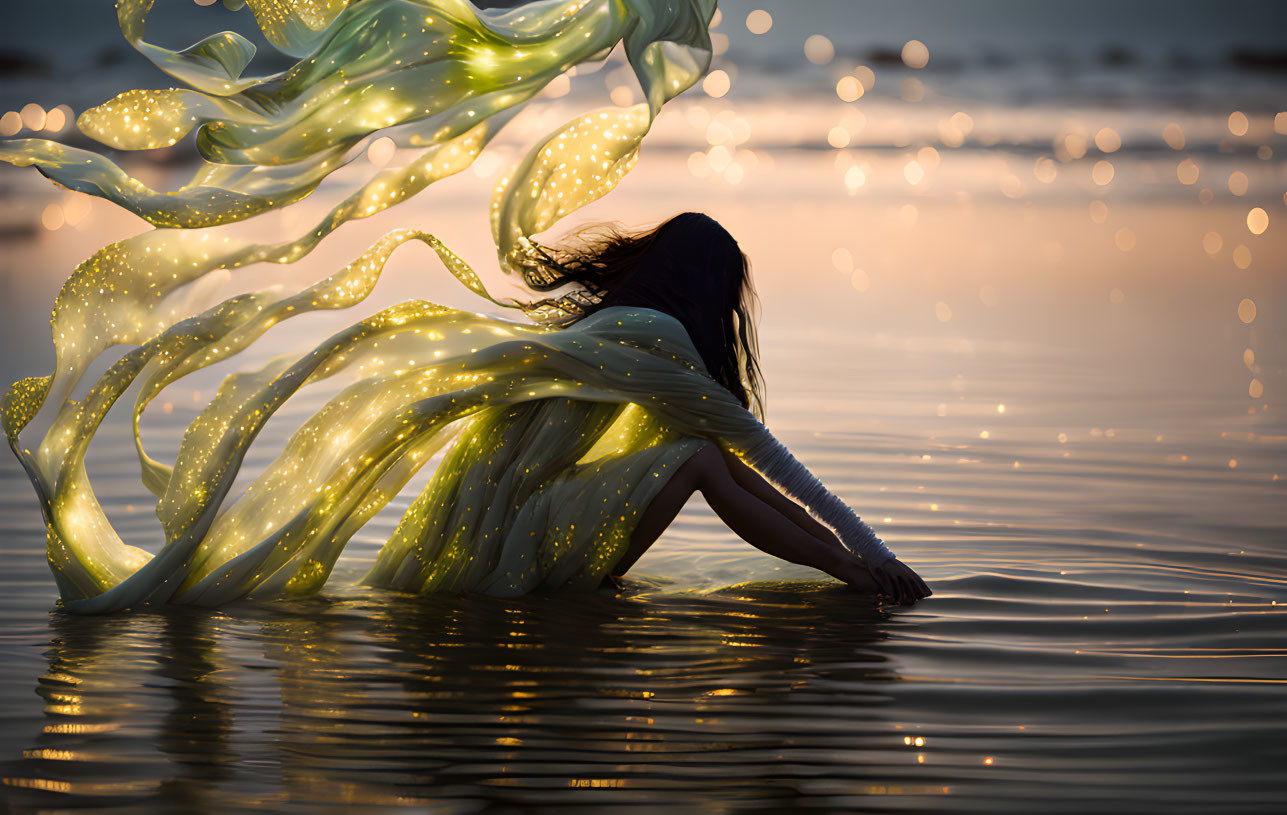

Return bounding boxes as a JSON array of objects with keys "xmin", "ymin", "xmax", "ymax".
[{"xmin": 0, "ymin": 0, "xmax": 717, "ymax": 611}]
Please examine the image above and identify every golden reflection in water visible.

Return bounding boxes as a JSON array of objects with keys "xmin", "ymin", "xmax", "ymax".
[{"xmin": 3, "ymin": 588, "xmax": 895, "ymax": 806}]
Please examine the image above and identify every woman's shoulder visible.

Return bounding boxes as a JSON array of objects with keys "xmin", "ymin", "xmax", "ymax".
[
  {"xmin": 576, "ymin": 305, "xmax": 689, "ymax": 337},
  {"xmin": 566, "ymin": 306, "xmax": 706, "ymax": 371}
]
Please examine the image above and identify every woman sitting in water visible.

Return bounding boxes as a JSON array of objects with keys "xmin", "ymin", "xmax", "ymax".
[
  {"xmin": 8, "ymin": 210, "xmax": 931, "ymax": 611},
  {"xmin": 1, "ymin": 1, "xmax": 928, "ymax": 611},
  {"xmin": 497, "ymin": 211, "xmax": 930, "ymax": 605}
]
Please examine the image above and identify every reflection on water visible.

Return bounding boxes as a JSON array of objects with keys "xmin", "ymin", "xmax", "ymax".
[
  {"xmin": 4, "ymin": 330, "xmax": 1284, "ymax": 809},
  {"xmin": 2, "ymin": 566, "xmax": 1285, "ymax": 812},
  {"xmin": 6, "ymin": 586, "xmax": 897, "ymax": 811}
]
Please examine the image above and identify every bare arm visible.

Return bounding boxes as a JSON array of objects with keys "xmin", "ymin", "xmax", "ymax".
[
  {"xmin": 719, "ymin": 447, "xmax": 932, "ymax": 604},
  {"xmin": 614, "ymin": 444, "xmax": 930, "ymax": 603},
  {"xmin": 718, "ymin": 448, "xmax": 845, "ymax": 550}
]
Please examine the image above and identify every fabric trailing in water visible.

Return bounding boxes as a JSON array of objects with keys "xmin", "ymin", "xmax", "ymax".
[{"xmin": 1, "ymin": 0, "xmax": 891, "ymax": 612}]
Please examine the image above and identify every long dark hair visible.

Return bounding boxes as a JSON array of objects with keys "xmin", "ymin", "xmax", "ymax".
[{"xmin": 531, "ymin": 212, "xmax": 764, "ymax": 420}]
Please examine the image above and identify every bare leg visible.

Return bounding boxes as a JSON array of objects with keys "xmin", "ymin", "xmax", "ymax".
[
  {"xmin": 611, "ymin": 443, "xmax": 879, "ymax": 592},
  {"xmin": 611, "ymin": 445, "xmax": 709, "ymax": 577}
]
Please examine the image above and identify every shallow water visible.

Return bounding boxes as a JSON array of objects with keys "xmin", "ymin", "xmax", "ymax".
[
  {"xmin": 3, "ymin": 0, "xmax": 1287, "ymax": 810},
  {"xmin": 1, "ymin": 340, "xmax": 1284, "ymax": 812}
]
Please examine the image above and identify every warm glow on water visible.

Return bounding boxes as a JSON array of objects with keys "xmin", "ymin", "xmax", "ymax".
[{"xmin": 0, "ymin": 0, "xmax": 1284, "ymax": 810}]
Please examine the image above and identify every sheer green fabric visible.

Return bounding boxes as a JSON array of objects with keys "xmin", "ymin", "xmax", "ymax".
[
  {"xmin": 0, "ymin": 0, "xmax": 718, "ymax": 611},
  {"xmin": 1, "ymin": 1, "xmax": 893, "ymax": 612}
]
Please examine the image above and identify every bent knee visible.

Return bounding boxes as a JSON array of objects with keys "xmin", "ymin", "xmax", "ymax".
[
  {"xmin": 689, "ymin": 441, "xmax": 724, "ymax": 473},
  {"xmin": 668, "ymin": 441, "xmax": 718, "ymax": 490},
  {"xmin": 687, "ymin": 441, "xmax": 741, "ymax": 496}
]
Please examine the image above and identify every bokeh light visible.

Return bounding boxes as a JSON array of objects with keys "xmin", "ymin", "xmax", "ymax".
[
  {"xmin": 366, "ymin": 137, "xmax": 396, "ymax": 167},
  {"xmin": 831, "ymin": 247, "xmax": 853, "ymax": 273},
  {"xmin": 804, "ymin": 35, "xmax": 834, "ymax": 65},
  {"xmin": 745, "ymin": 9, "xmax": 772, "ymax": 34},
  {"xmin": 900, "ymin": 77, "xmax": 925, "ymax": 102},
  {"xmin": 836, "ymin": 76, "xmax": 863, "ymax": 102},
  {"xmin": 19, "ymin": 103, "xmax": 45, "ymax": 131},
  {"xmin": 702, "ymin": 69, "xmax": 730, "ymax": 98},
  {"xmin": 1034, "ymin": 156, "xmax": 1057, "ymax": 183},
  {"xmin": 610, "ymin": 85, "xmax": 636, "ymax": 106},
  {"xmin": 1232, "ymin": 245, "xmax": 1252, "ymax": 269},
  {"xmin": 1092, "ymin": 160, "xmax": 1114, "ymax": 185},
  {"xmin": 902, "ymin": 40, "xmax": 929, "ymax": 69},
  {"xmin": 707, "ymin": 144, "xmax": 731, "ymax": 173},
  {"xmin": 62, "ymin": 194, "xmax": 92, "ymax": 227},
  {"xmin": 1237, "ymin": 298, "xmax": 1256, "ymax": 324},
  {"xmin": 40, "ymin": 203, "xmax": 63, "ymax": 230},
  {"xmin": 1202, "ymin": 231, "xmax": 1223, "ymax": 255},
  {"xmin": 43, "ymin": 105, "xmax": 72, "ymax": 132},
  {"xmin": 1246, "ymin": 207, "xmax": 1268, "ymax": 235},
  {"xmin": 1114, "ymin": 227, "xmax": 1136, "ymax": 252},
  {"xmin": 1064, "ymin": 133, "xmax": 1088, "ymax": 159},
  {"xmin": 843, "ymin": 165, "xmax": 866, "ymax": 193}
]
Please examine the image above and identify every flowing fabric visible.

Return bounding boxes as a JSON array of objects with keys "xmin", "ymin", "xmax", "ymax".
[{"xmin": 1, "ymin": 0, "xmax": 891, "ymax": 613}]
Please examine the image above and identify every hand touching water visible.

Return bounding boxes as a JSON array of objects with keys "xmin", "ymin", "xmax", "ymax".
[{"xmin": 868, "ymin": 558, "xmax": 931, "ymax": 605}]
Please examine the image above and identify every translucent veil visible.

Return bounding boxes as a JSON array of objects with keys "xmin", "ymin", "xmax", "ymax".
[{"xmin": 0, "ymin": 0, "xmax": 722, "ymax": 611}]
